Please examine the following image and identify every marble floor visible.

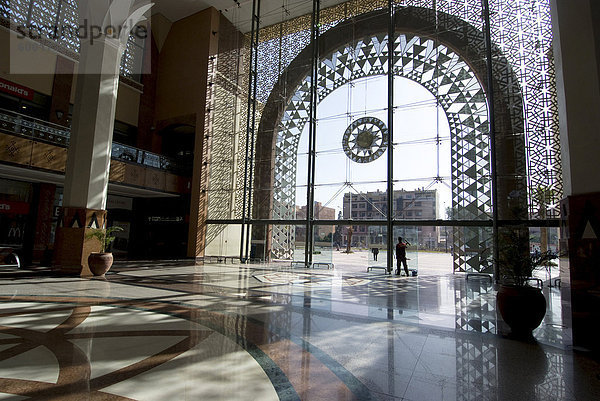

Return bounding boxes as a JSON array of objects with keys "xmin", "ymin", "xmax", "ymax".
[{"xmin": 0, "ymin": 259, "xmax": 598, "ymax": 400}]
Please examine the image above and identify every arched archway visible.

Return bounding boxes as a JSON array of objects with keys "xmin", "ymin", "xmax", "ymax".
[{"xmin": 252, "ymin": 7, "xmax": 526, "ymax": 272}]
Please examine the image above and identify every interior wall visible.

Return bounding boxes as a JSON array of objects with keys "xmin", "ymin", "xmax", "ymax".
[
  {"xmin": 551, "ymin": 0, "xmax": 600, "ymax": 353},
  {"xmin": 137, "ymin": 26, "xmax": 161, "ymax": 152},
  {"xmin": 204, "ymin": 225, "xmax": 242, "ymax": 257},
  {"xmin": 1, "ymin": 26, "xmax": 141, "ymax": 129},
  {"xmin": 0, "ymin": 27, "xmax": 56, "ymax": 96},
  {"xmin": 70, "ymin": 75, "xmax": 141, "ymax": 128},
  {"xmin": 591, "ymin": 0, "xmax": 600, "ymax": 90},
  {"xmin": 115, "ymin": 85, "xmax": 141, "ymax": 128},
  {"xmin": 153, "ymin": 7, "xmax": 219, "ymax": 258},
  {"xmin": 155, "ymin": 8, "xmax": 214, "ymax": 121},
  {"xmin": 49, "ymin": 56, "xmax": 75, "ymax": 126},
  {"xmin": 552, "ymin": 0, "xmax": 600, "ymax": 196}
]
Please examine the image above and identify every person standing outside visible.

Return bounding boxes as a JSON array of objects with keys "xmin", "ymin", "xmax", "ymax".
[
  {"xmin": 395, "ymin": 236, "xmax": 410, "ymax": 276},
  {"xmin": 372, "ymin": 247, "xmax": 379, "ymax": 261}
]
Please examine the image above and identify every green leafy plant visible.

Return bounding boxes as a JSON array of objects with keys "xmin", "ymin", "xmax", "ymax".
[
  {"xmin": 498, "ymin": 226, "xmax": 557, "ymax": 287},
  {"xmin": 86, "ymin": 226, "xmax": 123, "ymax": 253}
]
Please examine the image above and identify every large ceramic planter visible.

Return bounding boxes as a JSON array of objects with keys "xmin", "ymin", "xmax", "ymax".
[
  {"xmin": 88, "ymin": 252, "xmax": 114, "ymax": 276},
  {"xmin": 497, "ymin": 284, "xmax": 546, "ymax": 338}
]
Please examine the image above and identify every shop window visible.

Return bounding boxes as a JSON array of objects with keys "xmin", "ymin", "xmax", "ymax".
[{"xmin": 0, "ymin": 91, "xmax": 50, "ymax": 120}]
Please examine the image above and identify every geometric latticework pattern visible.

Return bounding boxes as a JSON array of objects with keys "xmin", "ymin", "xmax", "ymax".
[
  {"xmin": 205, "ymin": 23, "xmax": 248, "ymax": 248},
  {"xmin": 392, "ymin": 0, "xmax": 561, "ymax": 215},
  {"xmin": 3, "ymin": 0, "xmax": 145, "ymax": 80},
  {"xmin": 489, "ymin": 1, "xmax": 561, "ymax": 218},
  {"xmin": 452, "ymin": 226, "xmax": 494, "ymax": 274},
  {"xmin": 456, "ymin": 335, "xmax": 568, "ymax": 401},
  {"xmin": 533, "ymin": 353, "xmax": 569, "ymax": 400},
  {"xmin": 0, "ymin": 1, "xmax": 17, "ymax": 20},
  {"xmin": 272, "ymin": 34, "xmax": 493, "ymax": 270},
  {"xmin": 208, "ymin": 1, "xmax": 560, "ymax": 262},
  {"xmin": 204, "ymin": 82, "xmax": 239, "ymax": 247},
  {"xmin": 454, "ymin": 276, "xmax": 496, "ymax": 334},
  {"xmin": 342, "ymin": 117, "xmax": 389, "ymax": 164},
  {"xmin": 455, "ymin": 338, "xmax": 498, "ymax": 401}
]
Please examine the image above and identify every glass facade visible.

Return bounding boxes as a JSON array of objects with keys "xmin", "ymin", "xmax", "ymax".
[{"xmin": 203, "ymin": 0, "xmax": 560, "ymax": 275}]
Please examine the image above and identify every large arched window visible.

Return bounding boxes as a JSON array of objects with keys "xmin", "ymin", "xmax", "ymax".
[
  {"xmin": 203, "ymin": 1, "xmax": 560, "ymax": 276},
  {"xmin": 267, "ymin": 32, "xmax": 493, "ymax": 272}
]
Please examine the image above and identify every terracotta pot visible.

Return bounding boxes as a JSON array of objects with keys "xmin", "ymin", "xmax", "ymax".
[
  {"xmin": 497, "ymin": 284, "xmax": 546, "ymax": 338},
  {"xmin": 88, "ymin": 253, "xmax": 114, "ymax": 276}
]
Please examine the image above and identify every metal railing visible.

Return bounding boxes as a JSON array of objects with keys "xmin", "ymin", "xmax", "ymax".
[
  {"xmin": 0, "ymin": 109, "xmax": 190, "ymax": 174},
  {"xmin": 111, "ymin": 142, "xmax": 188, "ymax": 173},
  {"xmin": 0, "ymin": 108, "xmax": 70, "ymax": 146}
]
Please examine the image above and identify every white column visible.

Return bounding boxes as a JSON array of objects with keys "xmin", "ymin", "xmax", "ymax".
[
  {"xmin": 551, "ymin": 0, "xmax": 600, "ymax": 196},
  {"xmin": 64, "ymin": 0, "xmax": 152, "ymax": 209},
  {"xmin": 54, "ymin": 1, "xmax": 152, "ymax": 274},
  {"xmin": 63, "ymin": 36, "xmax": 123, "ymax": 210}
]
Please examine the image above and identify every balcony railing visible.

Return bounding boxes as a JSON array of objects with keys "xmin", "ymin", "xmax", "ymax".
[
  {"xmin": 0, "ymin": 109, "xmax": 190, "ymax": 175},
  {"xmin": 0, "ymin": 109, "xmax": 70, "ymax": 146}
]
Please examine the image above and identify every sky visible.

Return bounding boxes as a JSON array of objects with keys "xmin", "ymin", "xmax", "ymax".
[{"xmin": 294, "ymin": 75, "xmax": 452, "ymax": 217}]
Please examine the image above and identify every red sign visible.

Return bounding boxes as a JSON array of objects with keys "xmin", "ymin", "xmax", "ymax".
[
  {"xmin": 0, "ymin": 201, "xmax": 30, "ymax": 215},
  {"xmin": 0, "ymin": 78, "xmax": 34, "ymax": 101}
]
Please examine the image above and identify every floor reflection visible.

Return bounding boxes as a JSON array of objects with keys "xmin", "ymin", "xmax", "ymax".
[
  {"xmin": 0, "ymin": 261, "xmax": 596, "ymax": 400},
  {"xmin": 109, "ymin": 263, "xmax": 570, "ymax": 347},
  {"xmin": 455, "ymin": 276, "xmax": 497, "ymax": 334}
]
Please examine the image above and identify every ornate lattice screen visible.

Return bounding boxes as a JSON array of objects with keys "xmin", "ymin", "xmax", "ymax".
[
  {"xmin": 1, "ymin": 0, "xmax": 145, "ymax": 80},
  {"xmin": 271, "ymin": 32, "xmax": 493, "ymax": 265},
  {"xmin": 202, "ymin": 0, "xmax": 559, "ymax": 270}
]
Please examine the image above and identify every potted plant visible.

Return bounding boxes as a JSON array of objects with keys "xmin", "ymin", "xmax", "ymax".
[
  {"xmin": 496, "ymin": 224, "xmax": 557, "ymax": 339},
  {"xmin": 86, "ymin": 226, "xmax": 123, "ymax": 276}
]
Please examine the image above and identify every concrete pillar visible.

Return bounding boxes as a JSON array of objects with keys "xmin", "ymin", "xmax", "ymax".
[
  {"xmin": 54, "ymin": 0, "xmax": 152, "ymax": 275},
  {"xmin": 551, "ymin": 0, "xmax": 600, "ymax": 351}
]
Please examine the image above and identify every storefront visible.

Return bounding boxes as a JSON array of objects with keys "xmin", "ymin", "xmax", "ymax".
[
  {"xmin": 0, "ymin": 200, "xmax": 29, "ymax": 248},
  {"xmin": 0, "ymin": 179, "xmax": 33, "ymax": 262},
  {"xmin": 130, "ymin": 197, "xmax": 190, "ymax": 259},
  {"xmin": 0, "ymin": 78, "xmax": 51, "ymax": 121},
  {"xmin": 106, "ymin": 195, "xmax": 134, "ymax": 257}
]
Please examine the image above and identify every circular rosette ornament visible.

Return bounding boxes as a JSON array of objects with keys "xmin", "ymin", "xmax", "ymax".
[{"xmin": 342, "ymin": 117, "xmax": 388, "ymax": 163}]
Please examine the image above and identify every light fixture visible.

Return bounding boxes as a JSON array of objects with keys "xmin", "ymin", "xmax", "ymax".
[{"xmin": 55, "ymin": 110, "xmax": 64, "ymax": 120}]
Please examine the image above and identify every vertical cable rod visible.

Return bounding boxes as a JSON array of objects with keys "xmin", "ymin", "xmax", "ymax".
[
  {"xmin": 240, "ymin": 0, "xmax": 261, "ymax": 262},
  {"xmin": 483, "ymin": 0, "xmax": 500, "ymax": 281},
  {"xmin": 305, "ymin": 0, "xmax": 320, "ymax": 268},
  {"xmin": 386, "ymin": 0, "xmax": 395, "ymax": 273}
]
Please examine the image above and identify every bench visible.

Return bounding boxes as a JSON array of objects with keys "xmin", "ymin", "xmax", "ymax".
[
  {"xmin": 466, "ymin": 272, "xmax": 493, "ymax": 283},
  {"xmin": 313, "ymin": 262, "xmax": 334, "ymax": 270},
  {"xmin": 367, "ymin": 265, "xmax": 391, "ymax": 274},
  {"xmin": 202, "ymin": 256, "xmax": 239, "ymax": 264},
  {"xmin": 371, "ymin": 267, "xmax": 418, "ymax": 276},
  {"xmin": 525, "ymin": 277, "xmax": 544, "ymax": 289},
  {"xmin": 291, "ymin": 261, "xmax": 307, "ymax": 268},
  {"xmin": 290, "ymin": 261, "xmax": 334, "ymax": 269}
]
